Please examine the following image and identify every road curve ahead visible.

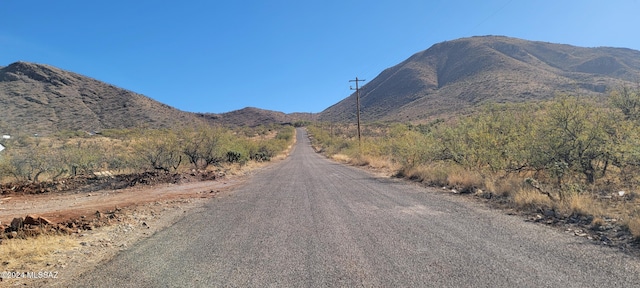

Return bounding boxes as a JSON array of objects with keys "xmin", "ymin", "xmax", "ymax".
[{"xmin": 74, "ymin": 128, "xmax": 640, "ymax": 287}]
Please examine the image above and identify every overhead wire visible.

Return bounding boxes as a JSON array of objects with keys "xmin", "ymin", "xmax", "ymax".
[{"xmin": 467, "ymin": 0, "xmax": 515, "ymax": 35}]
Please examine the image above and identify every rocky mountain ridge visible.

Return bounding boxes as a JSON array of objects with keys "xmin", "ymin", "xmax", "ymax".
[
  {"xmin": 319, "ymin": 36, "xmax": 640, "ymax": 122},
  {"xmin": 4, "ymin": 36, "xmax": 640, "ymax": 132},
  {"xmin": 0, "ymin": 61, "xmax": 202, "ymax": 134}
]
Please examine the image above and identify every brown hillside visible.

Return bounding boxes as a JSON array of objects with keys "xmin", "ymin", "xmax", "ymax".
[
  {"xmin": 319, "ymin": 36, "xmax": 640, "ymax": 122},
  {"xmin": 196, "ymin": 107, "xmax": 309, "ymax": 127},
  {"xmin": 0, "ymin": 62, "xmax": 202, "ymax": 134}
]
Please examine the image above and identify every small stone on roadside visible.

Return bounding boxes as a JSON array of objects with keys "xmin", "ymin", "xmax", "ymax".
[{"xmin": 543, "ymin": 209, "xmax": 555, "ymax": 217}]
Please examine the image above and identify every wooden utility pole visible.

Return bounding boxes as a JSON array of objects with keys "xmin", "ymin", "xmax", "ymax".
[{"xmin": 349, "ymin": 77, "xmax": 366, "ymax": 146}]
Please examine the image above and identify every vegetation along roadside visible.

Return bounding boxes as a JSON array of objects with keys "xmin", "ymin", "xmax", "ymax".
[
  {"xmin": 308, "ymin": 87, "xmax": 640, "ymax": 255},
  {"xmin": 0, "ymin": 124, "xmax": 295, "ymax": 285}
]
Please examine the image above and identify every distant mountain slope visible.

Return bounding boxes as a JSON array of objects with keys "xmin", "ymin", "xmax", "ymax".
[
  {"xmin": 0, "ymin": 62, "xmax": 202, "ymax": 134},
  {"xmin": 196, "ymin": 107, "xmax": 295, "ymax": 127},
  {"xmin": 319, "ymin": 36, "xmax": 640, "ymax": 122}
]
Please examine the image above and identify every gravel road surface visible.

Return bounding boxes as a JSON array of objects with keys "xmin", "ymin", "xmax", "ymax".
[{"xmin": 73, "ymin": 128, "xmax": 640, "ymax": 287}]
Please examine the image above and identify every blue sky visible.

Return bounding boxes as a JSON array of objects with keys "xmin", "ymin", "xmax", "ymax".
[{"xmin": 2, "ymin": 1, "xmax": 639, "ymax": 113}]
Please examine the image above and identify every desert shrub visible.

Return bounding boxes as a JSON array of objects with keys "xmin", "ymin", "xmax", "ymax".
[
  {"xmin": 180, "ymin": 125, "xmax": 228, "ymax": 170},
  {"xmin": 132, "ymin": 129, "xmax": 182, "ymax": 172},
  {"xmin": 226, "ymin": 151, "xmax": 243, "ymax": 163},
  {"xmin": 532, "ymin": 97, "xmax": 617, "ymax": 185},
  {"xmin": 253, "ymin": 141, "xmax": 281, "ymax": 161},
  {"xmin": 387, "ymin": 125, "xmax": 427, "ymax": 168},
  {"xmin": 275, "ymin": 126, "xmax": 294, "ymax": 142},
  {"xmin": 304, "ymin": 89, "xmax": 640, "ymax": 244},
  {"xmin": 0, "ymin": 124, "xmax": 297, "ymax": 182},
  {"xmin": 610, "ymin": 86, "xmax": 640, "ymax": 122},
  {"xmin": 1, "ymin": 137, "xmax": 66, "ymax": 182},
  {"xmin": 60, "ymin": 140, "xmax": 104, "ymax": 176},
  {"xmin": 293, "ymin": 120, "xmax": 312, "ymax": 127},
  {"xmin": 434, "ymin": 103, "xmax": 537, "ymax": 175}
]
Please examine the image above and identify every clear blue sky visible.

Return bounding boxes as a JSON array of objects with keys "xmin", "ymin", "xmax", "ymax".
[{"xmin": 2, "ymin": 1, "xmax": 639, "ymax": 113}]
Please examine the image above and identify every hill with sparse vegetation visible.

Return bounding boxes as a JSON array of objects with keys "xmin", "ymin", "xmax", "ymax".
[
  {"xmin": 319, "ymin": 36, "xmax": 640, "ymax": 122},
  {"xmin": 5, "ymin": 36, "xmax": 640, "ymax": 132},
  {"xmin": 0, "ymin": 62, "xmax": 312, "ymax": 134},
  {"xmin": 196, "ymin": 107, "xmax": 308, "ymax": 127},
  {"xmin": 0, "ymin": 62, "xmax": 203, "ymax": 135}
]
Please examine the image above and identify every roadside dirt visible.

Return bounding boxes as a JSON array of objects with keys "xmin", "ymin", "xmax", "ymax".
[
  {"xmin": 0, "ymin": 174, "xmax": 239, "ymax": 225},
  {"xmin": 0, "ymin": 172, "xmax": 246, "ymax": 287}
]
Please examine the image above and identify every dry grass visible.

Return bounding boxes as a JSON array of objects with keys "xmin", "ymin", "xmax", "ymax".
[
  {"xmin": 626, "ymin": 217, "xmax": 640, "ymax": 238},
  {"xmin": 446, "ymin": 168, "xmax": 484, "ymax": 193},
  {"xmin": 441, "ymin": 168, "xmax": 640, "ymax": 240},
  {"xmin": 399, "ymin": 164, "xmax": 484, "ymax": 193},
  {"xmin": 490, "ymin": 175, "xmax": 526, "ymax": 197},
  {"xmin": 607, "ymin": 199, "xmax": 640, "ymax": 238},
  {"xmin": 350, "ymin": 156, "xmax": 370, "ymax": 166},
  {"xmin": 512, "ymin": 187, "xmax": 553, "ymax": 210},
  {"xmin": 225, "ymin": 162, "xmax": 258, "ymax": 176},
  {"xmin": 331, "ymin": 154, "xmax": 351, "ymax": 163},
  {"xmin": 0, "ymin": 233, "xmax": 78, "ymax": 271},
  {"xmin": 401, "ymin": 165, "xmax": 449, "ymax": 187},
  {"xmin": 398, "ymin": 164, "xmax": 618, "ymax": 223},
  {"xmin": 489, "ymin": 174, "xmax": 604, "ymax": 218},
  {"xmin": 559, "ymin": 193, "xmax": 603, "ymax": 217},
  {"xmin": 401, "ymin": 164, "xmax": 612, "ymax": 227},
  {"xmin": 362, "ymin": 156, "xmax": 397, "ymax": 170}
]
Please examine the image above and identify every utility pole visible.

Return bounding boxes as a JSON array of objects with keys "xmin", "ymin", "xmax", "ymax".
[{"xmin": 349, "ymin": 77, "xmax": 366, "ymax": 146}]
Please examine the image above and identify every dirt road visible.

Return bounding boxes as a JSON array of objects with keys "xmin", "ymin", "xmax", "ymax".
[
  {"xmin": 0, "ymin": 178, "xmax": 241, "ymax": 224},
  {"xmin": 71, "ymin": 128, "xmax": 640, "ymax": 287}
]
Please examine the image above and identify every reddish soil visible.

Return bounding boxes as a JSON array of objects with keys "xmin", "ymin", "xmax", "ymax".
[{"xmin": 0, "ymin": 172, "xmax": 243, "ymax": 227}]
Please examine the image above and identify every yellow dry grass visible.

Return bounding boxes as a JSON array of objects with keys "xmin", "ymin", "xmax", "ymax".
[
  {"xmin": 512, "ymin": 187, "xmax": 553, "ymax": 210},
  {"xmin": 398, "ymin": 164, "xmax": 485, "ymax": 193},
  {"xmin": 446, "ymin": 169, "xmax": 484, "ymax": 192},
  {"xmin": 0, "ymin": 234, "xmax": 78, "ymax": 271},
  {"xmin": 490, "ymin": 175, "xmax": 525, "ymax": 197},
  {"xmin": 558, "ymin": 193, "xmax": 603, "ymax": 217},
  {"xmin": 626, "ymin": 217, "xmax": 640, "ymax": 238},
  {"xmin": 331, "ymin": 154, "xmax": 351, "ymax": 163},
  {"xmin": 360, "ymin": 156, "xmax": 391, "ymax": 169},
  {"xmin": 402, "ymin": 164, "xmax": 451, "ymax": 187}
]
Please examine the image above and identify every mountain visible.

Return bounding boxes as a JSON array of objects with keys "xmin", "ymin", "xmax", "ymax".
[
  {"xmin": 0, "ymin": 61, "xmax": 203, "ymax": 134},
  {"xmin": 319, "ymin": 36, "xmax": 640, "ymax": 122},
  {"xmin": 196, "ymin": 107, "xmax": 289, "ymax": 127},
  {"xmin": 0, "ymin": 61, "xmax": 309, "ymax": 133},
  {"xmin": 7, "ymin": 35, "xmax": 640, "ymax": 132},
  {"xmin": 196, "ymin": 108, "xmax": 316, "ymax": 127}
]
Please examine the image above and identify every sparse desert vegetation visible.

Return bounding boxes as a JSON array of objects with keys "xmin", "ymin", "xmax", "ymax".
[
  {"xmin": 0, "ymin": 123, "xmax": 294, "ymax": 239},
  {"xmin": 0, "ymin": 124, "xmax": 295, "ymax": 186},
  {"xmin": 308, "ymin": 88, "xmax": 640, "ymax": 241}
]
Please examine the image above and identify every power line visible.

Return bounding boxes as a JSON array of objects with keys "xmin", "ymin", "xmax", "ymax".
[
  {"xmin": 349, "ymin": 77, "xmax": 366, "ymax": 146},
  {"xmin": 468, "ymin": 0, "xmax": 514, "ymax": 34}
]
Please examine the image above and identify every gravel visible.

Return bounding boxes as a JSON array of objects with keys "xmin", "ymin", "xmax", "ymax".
[{"xmin": 72, "ymin": 128, "xmax": 640, "ymax": 287}]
